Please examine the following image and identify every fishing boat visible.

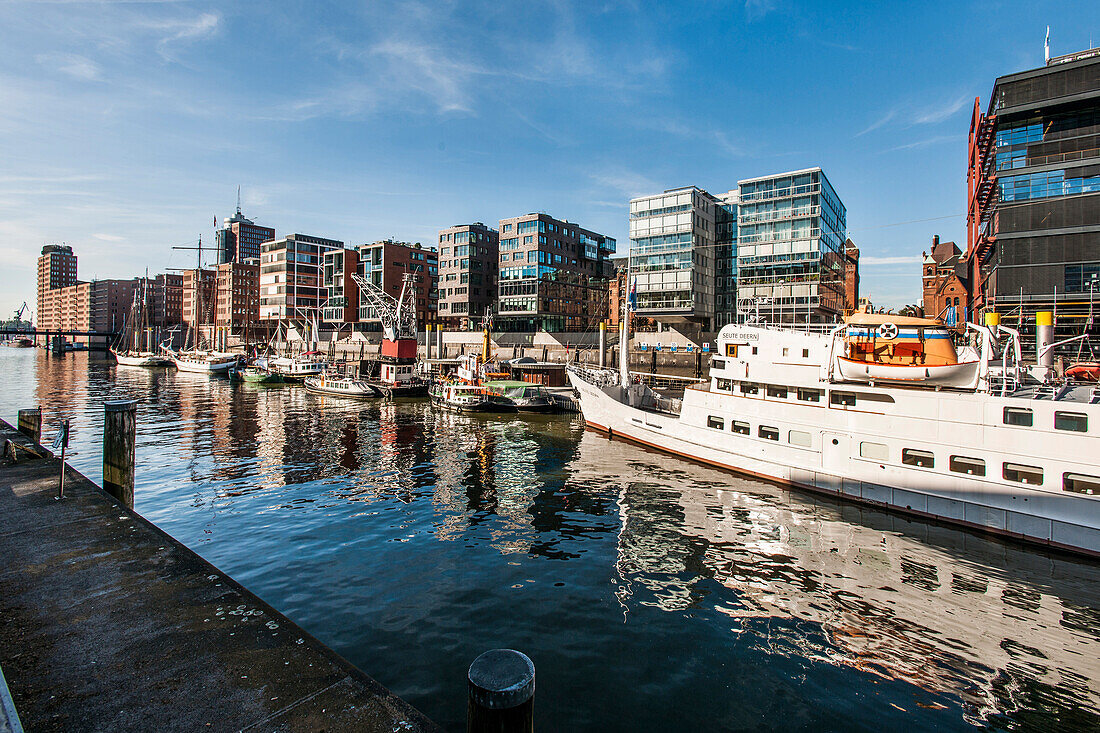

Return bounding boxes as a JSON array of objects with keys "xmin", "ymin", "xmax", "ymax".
[
  {"xmin": 483, "ymin": 380, "xmax": 558, "ymax": 413},
  {"xmin": 303, "ymin": 372, "xmax": 379, "ymax": 398},
  {"xmin": 567, "ymin": 302, "xmax": 1100, "ymax": 558},
  {"xmin": 429, "ymin": 381, "xmax": 516, "ymax": 413}
]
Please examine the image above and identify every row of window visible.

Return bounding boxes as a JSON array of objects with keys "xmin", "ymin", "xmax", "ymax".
[
  {"xmin": 703, "ymin": 414, "xmax": 1099, "ymax": 497},
  {"xmin": 1003, "ymin": 406, "xmax": 1088, "ymax": 432}
]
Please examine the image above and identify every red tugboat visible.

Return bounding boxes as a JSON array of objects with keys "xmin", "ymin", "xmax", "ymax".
[{"xmin": 351, "ymin": 272, "xmax": 429, "ymax": 397}]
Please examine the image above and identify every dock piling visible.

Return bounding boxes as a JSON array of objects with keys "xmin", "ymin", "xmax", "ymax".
[
  {"xmin": 102, "ymin": 400, "xmax": 136, "ymax": 509},
  {"xmin": 467, "ymin": 649, "xmax": 534, "ymax": 733},
  {"xmin": 56, "ymin": 419, "xmax": 70, "ymax": 499},
  {"xmin": 599, "ymin": 322, "xmax": 606, "ymax": 369},
  {"xmin": 17, "ymin": 408, "xmax": 41, "ymax": 444}
]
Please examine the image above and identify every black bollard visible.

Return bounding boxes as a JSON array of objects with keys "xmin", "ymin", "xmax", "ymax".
[
  {"xmin": 103, "ymin": 400, "xmax": 137, "ymax": 509},
  {"xmin": 467, "ymin": 649, "xmax": 535, "ymax": 733},
  {"xmin": 17, "ymin": 408, "xmax": 42, "ymax": 444},
  {"xmin": 651, "ymin": 348, "xmax": 657, "ymax": 374}
]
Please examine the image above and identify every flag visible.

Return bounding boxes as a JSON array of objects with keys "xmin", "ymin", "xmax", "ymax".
[
  {"xmin": 628, "ymin": 279, "xmax": 637, "ymax": 311},
  {"xmin": 213, "ymin": 215, "xmax": 217, "ymax": 228},
  {"xmin": 1045, "ymin": 26, "xmax": 1050, "ymax": 63}
]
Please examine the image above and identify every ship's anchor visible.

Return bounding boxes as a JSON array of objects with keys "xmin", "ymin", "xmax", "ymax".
[{"xmin": 877, "ymin": 323, "xmax": 899, "ymax": 340}]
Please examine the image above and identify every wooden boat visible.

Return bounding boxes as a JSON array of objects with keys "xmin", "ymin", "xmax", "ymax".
[
  {"xmin": 113, "ymin": 349, "xmax": 167, "ymax": 367},
  {"xmin": 269, "ymin": 353, "xmax": 327, "ymax": 382},
  {"xmin": 483, "ymin": 380, "xmax": 558, "ymax": 413},
  {"xmin": 836, "ymin": 313, "xmax": 980, "ymax": 388},
  {"xmin": 172, "ymin": 352, "xmax": 238, "ymax": 374},
  {"xmin": 303, "ymin": 373, "xmax": 379, "ymax": 398},
  {"xmin": 430, "ymin": 381, "xmax": 516, "ymax": 413}
]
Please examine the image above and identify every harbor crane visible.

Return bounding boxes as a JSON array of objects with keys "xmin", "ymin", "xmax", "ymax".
[
  {"xmin": 13, "ymin": 302, "xmax": 29, "ymax": 322},
  {"xmin": 350, "ymin": 271, "xmax": 418, "ymax": 342}
]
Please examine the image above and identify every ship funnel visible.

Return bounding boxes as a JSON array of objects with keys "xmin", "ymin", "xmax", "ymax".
[{"xmin": 1036, "ymin": 311, "xmax": 1054, "ymax": 368}]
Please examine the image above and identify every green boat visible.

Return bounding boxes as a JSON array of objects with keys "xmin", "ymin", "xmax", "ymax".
[
  {"xmin": 234, "ymin": 366, "xmax": 285, "ymax": 384},
  {"xmin": 482, "ymin": 380, "xmax": 558, "ymax": 413}
]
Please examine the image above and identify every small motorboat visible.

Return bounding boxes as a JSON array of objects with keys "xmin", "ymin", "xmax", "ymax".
[
  {"xmin": 269, "ymin": 354, "xmax": 327, "ymax": 381},
  {"xmin": 303, "ymin": 373, "xmax": 380, "ymax": 398},
  {"xmin": 483, "ymin": 380, "xmax": 558, "ymax": 413},
  {"xmin": 430, "ymin": 381, "xmax": 517, "ymax": 413},
  {"xmin": 837, "ymin": 313, "xmax": 981, "ymax": 389},
  {"xmin": 232, "ymin": 365, "xmax": 285, "ymax": 384}
]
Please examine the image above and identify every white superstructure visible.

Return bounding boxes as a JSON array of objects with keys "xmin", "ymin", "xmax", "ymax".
[{"xmin": 568, "ymin": 317, "xmax": 1100, "ymax": 557}]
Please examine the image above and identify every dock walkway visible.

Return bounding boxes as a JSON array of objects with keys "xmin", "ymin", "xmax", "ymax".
[{"xmin": 0, "ymin": 420, "xmax": 439, "ymax": 732}]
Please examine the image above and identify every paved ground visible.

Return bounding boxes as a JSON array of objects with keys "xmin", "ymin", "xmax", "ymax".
[{"xmin": 0, "ymin": 420, "xmax": 440, "ymax": 733}]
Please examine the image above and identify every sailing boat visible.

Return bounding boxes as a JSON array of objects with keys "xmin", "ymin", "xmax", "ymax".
[
  {"xmin": 112, "ymin": 279, "xmax": 169, "ymax": 367},
  {"xmin": 167, "ymin": 236, "xmax": 238, "ymax": 374}
]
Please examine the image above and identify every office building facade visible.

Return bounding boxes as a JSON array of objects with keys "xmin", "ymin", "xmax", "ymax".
[
  {"xmin": 967, "ymin": 47, "xmax": 1100, "ymax": 337},
  {"xmin": 736, "ymin": 168, "xmax": 847, "ymax": 322},
  {"xmin": 355, "ymin": 240, "xmax": 438, "ymax": 329},
  {"xmin": 36, "ymin": 244, "xmax": 78, "ymax": 334},
  {"xmin": 321, "ymin": 248, "xmax": 360, "ymax": 325},
  {"xmin": 438, "ymin": 223, "xmax": 499, "ymax": 328},
  {"xmin": 215, "ymin": 261, "xmax": 261, "ymax": 339},
  {"xmin": 496, "ymin": 212, "xmax": 615, "ymax": 332},
  {"xmin": 629, "ymin": 187, "xmax": 720, "ymax": 328},
  {"xmin": 259, "ymin": 234, "xmax": 343, "ymax": 322}
]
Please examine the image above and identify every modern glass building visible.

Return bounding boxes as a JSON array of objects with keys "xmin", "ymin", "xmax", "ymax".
[
  {"xmin": 495, "ymin": 213, "xmax": 615, "ymax": 332},
  {"xmin": 437, "ymin": 223, "xmax": 499, "ymax": 329},
  {"xmin": 628, "ymin": 187, "xmax": 721, "ymax": 328},
  {"xmin": 967, "ymin": 47, "xmax": 1100, "ymax": 338},
  {"xmin": 736, "ymin": 168, "xmax": 847, "ymax": 323}
]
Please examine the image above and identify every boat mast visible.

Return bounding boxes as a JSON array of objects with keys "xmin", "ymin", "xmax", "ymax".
[{"xmin": 619, "ymin": 278, "xmax": 630, "ymax": 386}]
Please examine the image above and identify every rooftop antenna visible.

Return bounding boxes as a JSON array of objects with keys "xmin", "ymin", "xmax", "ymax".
[
  {"xmin": 236, "ymin": 185, "xmax": 242, "ymax": 216},
  {"xmin": 1045, "ymin": 26, "xmax": 1050, "ymax": 64}
]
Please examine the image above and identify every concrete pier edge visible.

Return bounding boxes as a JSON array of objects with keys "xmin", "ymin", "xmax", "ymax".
[{"xmin": 0, "ymin": 418, "xmax": 441, "ymax": 732}]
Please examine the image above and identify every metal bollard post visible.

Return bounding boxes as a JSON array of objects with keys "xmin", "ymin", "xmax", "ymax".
[
  {"xmin": 54, "ymin": 419, "xmax": 70, "ymax": 499},
  {"xmin": 467, "ymin": 649, "xmax": 535, "ymax": 733},
  {"xmin": 102, "ymin": 400, "xmax": 137, "ymax": 509},
  {"xmin": 17, "ymin": 408, "xmax": 42, "ymax": 444}
]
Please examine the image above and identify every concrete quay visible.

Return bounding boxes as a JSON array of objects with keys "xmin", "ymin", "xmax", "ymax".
[{"xmin": 0, "ymin": 420, "xmax": 440, "ymax": 733}]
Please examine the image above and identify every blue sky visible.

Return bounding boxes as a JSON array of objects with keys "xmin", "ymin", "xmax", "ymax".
[{"xmin": 2, "ymin": 0, "xmax": 1097, "ymax": 319}]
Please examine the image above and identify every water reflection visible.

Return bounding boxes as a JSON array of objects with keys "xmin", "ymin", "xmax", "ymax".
[{"xmin": 2, "ymin": 349, "xmax": 1098, "ymax": 731}]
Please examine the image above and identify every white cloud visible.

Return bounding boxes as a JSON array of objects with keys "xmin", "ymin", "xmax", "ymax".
[
  {"xmin": 913, "ymin": 96, "xmax": 970, "ymax": 125},
  {"xmin": 36, "ymin": 53, "xmax": 102, "ymax": 81},
  {"xmin": 745, "ymin": 0, "xmax": 778, "ymax": 22},
  {"xmin": 151, "ymin": 12, "xmax": 220, "ymax": 61},
  {"xmin": 858, "ymin": 94, "xmax": 971, "ymax": 137},
  {"xmin": 590, "ymin": 170, "xmax": 659, "ymax": 199},
  {"xmin": 92, "ymin": 233, "xmax": 125, "ymax": 242}
]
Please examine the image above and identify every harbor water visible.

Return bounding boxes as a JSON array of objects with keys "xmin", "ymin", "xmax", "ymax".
[{"xmin": 2, "ymin": 348, "xmax": 1098, "ymax": 732}]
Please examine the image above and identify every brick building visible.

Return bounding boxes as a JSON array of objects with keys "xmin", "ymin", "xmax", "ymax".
[
  {"xmin": 216, "ymin": 204, "xmax": 275, "ymax": 264},
  {"xmin": 922, "ymin": 235, "xmax": 969, "ymax": 326},
  {"xmin": 259, "ymin": 234, "xmax": 344, "ymax": 323},
  {"xmin": 215, "ymin": 261, "xmax": 260, "ymax": 340},
  {"xmin": 35, "ymin": 244, "xmax": 77, "ymax": 334},
  {"xmin": 182, "ymin": 268, "xmax": 217, "ymax": 346},
  {"xmin": 843, "ymin": 239, "xmax": 860, "ymax": 313},
  {"xmin": 148, "ymin": 273, "xmax": 183, "ymax": 330},
  {"xmin": 355, "ymin": 240, "xmax": 438, "ymax": 330},
  {"xmin": 437, "ymin": 223, "xmax": 498, "ymax": 328}
]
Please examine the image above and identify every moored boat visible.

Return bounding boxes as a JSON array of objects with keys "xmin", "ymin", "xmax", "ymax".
[
  {"xmin": 233, "ymin": 365, "xmax": 284, "ymax": 384},
  {"xmin": 303, "ymin": 373, "xmax": 379, "ymax": 397},
  {"xmin": 269, "ymin": 353, "xmax": 327, "ymax": 381},
  {"xmin": 429, "ymin": 381, "xmax": 516, "ymax": 413},
  {"xmin": 567, "ymin": 306, "xmax": 1100, "ymax": 558},
  {"xmin": 483, "ymin": 380, "xmax": 558, "ymax": 413},
  {"xmin": 113, "ymin": 349, "xmax": 168, "ymax": 367},
  {"xmin": 172, "ymin": 351, "xmax": 239, "ymax": 373}
]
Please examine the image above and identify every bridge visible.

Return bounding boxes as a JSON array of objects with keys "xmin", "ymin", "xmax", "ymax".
[{"xmin": 0, "ymin": 328, "xmax": 120, "ymax": 350}]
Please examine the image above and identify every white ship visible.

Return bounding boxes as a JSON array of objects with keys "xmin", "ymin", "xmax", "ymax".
[
  {"xmin": 171, "ymin": 351, "xmax": 239, "ymax": 373},
  {"xmin": 568, "ymin": 312, "xmax": 1100, "ymax": 557}
]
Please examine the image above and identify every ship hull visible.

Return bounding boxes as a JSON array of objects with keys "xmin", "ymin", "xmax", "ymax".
[{"xmin": 568, "ymin": 371, "xmax": 1100, "ymax": 558}]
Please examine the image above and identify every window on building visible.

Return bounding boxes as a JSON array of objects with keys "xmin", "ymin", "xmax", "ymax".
[
  {"xmin": 902, "ymin": 448, "xmax": 934, "ymax": 468},
  {"xmin": 758, "ymin": 425, "xmax": 779, "ymax": 441},
  {"xmin": 732, "ymin": 421, "xmax": 750, "ymax": 435},
  {"xmin": 716, "ymin": 378, "xmax": 732, "ymax": 391},
  {"xmin": 740, "ymin": 382, "xmax": 759, "ymax": 395},
  {"xmin": 1003, "ymin": 407, "xmax": 1033, "ymax": 427},
  {"xmin": 1063, "ymin": 472, "xmax": 1100, "ymax": 495},
  {"xmin": 1004, "ymin": 463, "xmax": 1043, "ymax": 485},
  {"xmin": 802, "ymin": 349, "xmax": 809, "ymax": 358},
  {"xmin": 949, "ymin": 456, "xmax": 986, "ymax": 476},
  {"xmin": 1055, "ymin": 412, "xmax": 1088, "ymax": 432},
  {"xmin": 766, "ymin": 385, "xmax": 788, "ymax": 399},
  {"xmin": 707, "ymin": 416, "xmax": 724, "ymax": 430},
  {"xmin": 725, "ymin": 344, "xmax": 738, "ymax": 357}
]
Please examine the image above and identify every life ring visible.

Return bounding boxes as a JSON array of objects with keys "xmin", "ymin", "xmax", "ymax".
[{"xmin": 877, "ymin": 323, "xmax": 899, "ymax": 340}]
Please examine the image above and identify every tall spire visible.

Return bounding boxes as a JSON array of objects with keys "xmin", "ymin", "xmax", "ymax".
[{"xmin": 236, "ymin": 185, "xmax": 242, "ymax": 216}]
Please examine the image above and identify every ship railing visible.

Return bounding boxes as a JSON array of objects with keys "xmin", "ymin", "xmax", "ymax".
[
  {"xmin": 640, "ymin": 393, "xmax": 683, "ymax": 416},
  {"xmin": 568, "ymin": 365, "xmax": 621, "ymax": 387},
  {"xmin": 629, "ymin": 371, "xmax": 705, "ymax": 390}
]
